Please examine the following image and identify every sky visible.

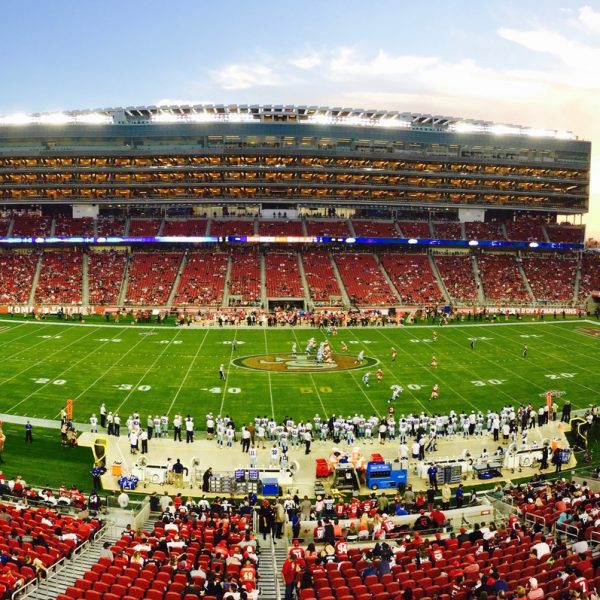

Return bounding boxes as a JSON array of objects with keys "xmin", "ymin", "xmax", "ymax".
[{"xmin": 0, "ymin": 0, "xmax": 599, "ymax": 238}]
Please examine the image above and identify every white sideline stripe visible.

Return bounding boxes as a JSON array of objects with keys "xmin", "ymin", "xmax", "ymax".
[
  {"xmin": 0, "ymin": 317, "xmax": 592, "ymax": 330},
  {"xmin": 168, "ymin": 328, "xmax": 211, "ymax": 417}
]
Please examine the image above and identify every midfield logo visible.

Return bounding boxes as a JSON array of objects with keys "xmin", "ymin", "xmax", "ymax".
[
  {"xmin": 577, "ymin": 327, "xmax": 600, "ymax": 338},
  {"xmin": 231, "ymin": 353, "xmax": 378, "ymax": 373}
]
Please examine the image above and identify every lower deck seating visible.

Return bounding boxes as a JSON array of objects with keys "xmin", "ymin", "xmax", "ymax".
[
  {"xmin": 124, "ymin": 253, "xmax": 182, "ymax": 305},
  {"xmin": 0, "ymin": 251, "xmax": 38, "ymax": 303},
  {"xmin": 88, "ymin": 251, "xmax": 128, "ymax": 305},
  {"xmin": 379, "ymin": 254, "xmax": 444, "ymax": 304},
  {"xmin": 265, "ymin": 252, "xmax": 304, "ymax": 297},
  {"xmin": 522, "ymin": 256, "xmax": 577, "ymax": 303},
  {"xmin": 35, "ymin": 251, "xmax": 83, "ymax": 304},
  {"xmin": 302, "ymin": 251, "xmax": 343, "ymax": 305},
  {"xmin": 477, "ymin": 254, "xmax": 531, "ymax": 303},
  {"xmin": 434, "ymin": 255, "xmax": 479, "ymax": 302},
  {"xmin": 173, "ymin": 251, "xmax": 228, "ymax": 305}
]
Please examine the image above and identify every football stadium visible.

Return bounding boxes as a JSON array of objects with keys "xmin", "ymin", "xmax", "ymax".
[{"xmin": 0, "ymin": 104, "xmax": 598, "ymax": 600}]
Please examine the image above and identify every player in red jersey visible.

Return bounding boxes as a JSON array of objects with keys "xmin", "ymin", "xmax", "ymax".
[
  {"xmin": 430, "ymin": 384, "xmax": 439, "ymax": 401},
  {"xmin": 376, "ymin": 368, "xmax": 384, "ymax": 383}
]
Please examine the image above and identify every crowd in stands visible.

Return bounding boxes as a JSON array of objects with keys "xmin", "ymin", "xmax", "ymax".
[
  {"xmin": 174, "ymin": 251, "xmax": 229, "ymax": 306},
  {"xmin": 87, "ymin": 251, "xmax": 128, "ymax": 305},
  {"xmin": 301, "ymin": 251, "xmax": 344, "ymax": 306},
  {"xmin": 476, "ymin": 255, "xmax": 531, "ymax": 303},
  {"xmin": 96, "ymin": 217, "xmax": 126, "ymax": 237},
  {"xmin": 578, "ymin": 254, "xmax": 600, "ymax": 302},
  {"xmin": 11, "ymin": 215, "xmax": 52, "ymax": 237},
  {"xmin": 434, "ymin": 256, "xmax": 479, "ymax": 303},
  {"xmin": 124, "ymin": 252, "xmax": 182, "ymax": 306},
  {"xmin": 58, "ymin": 494, "xmax": 260, "ymax": 600},
  {"xmin": 35, "ymin": 251, "xmax": 83, "ymax": 305},
  {"xmin": 522, "ymin": 257, "xmax": 577, "ymax": 303},
  {"xmin": 0, "ymin": 496, "xmax": 102, "ymax": 599},
  {"xmin": 0, "ymin": 251, "xmax": 38, "ymax": 303},
  {"xmin": 228, "ymin": 249, "xmax": 261, "ymax": 306},
  {"xmin": 334, "ymin": 254, "xmax": 397, "ymax": 306},
  {"xmin": 265, "ymin": 253, "xmax": 304, "ymax": 298},
  {"xmin": 379, "ymin": 255, "xmax": 444, "ymax": 304}
]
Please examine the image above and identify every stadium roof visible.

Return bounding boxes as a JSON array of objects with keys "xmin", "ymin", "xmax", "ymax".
[{"xmin": 0, "ymin": 104, "xmax": 578, "ymax": 141}]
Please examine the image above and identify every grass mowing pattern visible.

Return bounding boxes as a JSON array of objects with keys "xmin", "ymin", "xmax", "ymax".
[{"xmin": 0, "ymin": 318, "xmax": 598, "ymax": 426}]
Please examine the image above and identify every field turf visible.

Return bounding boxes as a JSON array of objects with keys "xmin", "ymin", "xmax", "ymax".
[{"xmin": 0, "ymin": 317, "xmax": 598, "ymax": 427}]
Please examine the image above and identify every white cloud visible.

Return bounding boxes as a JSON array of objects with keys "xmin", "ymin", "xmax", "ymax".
[
  {"xmin": 328, "ymin": 48, "xmax": 438, "ymax": 81},
  {"xmin": 212, "ymin": 64, "xmax": 281, "ymax": 90},
  {"xmin": 498, "ymin": 27, "xmax": 600, "ymax": 69},
  {"xmin": 579, "ymin": 5, "xmax": 600, "ymax": 33},
  {"xmin": 289, "ymin": 52, "xmax": 321, "ymax": 70}
]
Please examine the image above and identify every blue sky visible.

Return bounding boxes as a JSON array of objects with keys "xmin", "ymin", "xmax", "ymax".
[{"xmin": 1, "ymin": 0, "xmax": 599, "ymax": 236}]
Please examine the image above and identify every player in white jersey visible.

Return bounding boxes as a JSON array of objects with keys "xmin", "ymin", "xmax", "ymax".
[
  {"xmin": 355, "ymin": 350, "xmax": 365, "ymax": 365},
  {"xmin": 89, "ymin": 414, "xmax": 98, "ymax": 433},
  {"xmin": 362, "ymin": 372, "xmax": 370, "ymax": 387},
  {"xmin": 291, "ymin": 342, "xmax": 297, "ymax": 357},
  {"xmin": 389, "ymin": 384, "xmax": 402, "ymax": 404}
]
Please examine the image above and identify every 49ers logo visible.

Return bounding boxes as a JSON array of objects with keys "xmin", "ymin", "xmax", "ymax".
[
  {"xmin": 231, "ymin": 353, "xmax": 378, "ymax": 373},
  {"xmin": 577, "ymin": 327, "xmax": 600, "ymax": 338}
]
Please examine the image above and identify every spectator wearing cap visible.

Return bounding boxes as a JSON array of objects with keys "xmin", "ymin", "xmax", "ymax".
[
  {"xmin": 457, "ymin": 527, "xmax": 469, "ymax": 545},
  {"xmin": 413, "ymin": 510, "xmax": 431, "ymax": 531},
  {"xmin": 464, "ymin": 554, "xmax": 480, "ymax": 581},
  {"xmin": 527, "ymin": 578, "xmax": 544, "ymax": 600}
]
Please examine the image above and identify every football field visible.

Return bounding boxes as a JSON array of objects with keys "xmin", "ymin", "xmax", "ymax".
[{"xmin": 0, "ymin": 318, "xmax": 598, "ymax": 426}]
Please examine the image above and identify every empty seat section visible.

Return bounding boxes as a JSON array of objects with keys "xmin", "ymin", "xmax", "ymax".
[
  {"xmin": 434, "ymin": 255, "xmax": 479, "ymax": 302},
  {"xmin": 379, "ymin": 254, "xmax": 444, "ymax": 304},
  {"xmin": 477, "ymin": 254, "xmax": 531, "ymax": 303},
  {"xmin": 173, "ymin": 251, "xmax": 228, "ymax": 305},
  {"xmin": 302, "ymin": 251, "xmax": 342, "ymax": 306},
  {"xmin": 334, "ymin": 253, "xmax": 396, "ymax": 306},
  {"xmin": 124, "ymin": 253, "xmax": 182, "ymax": 305},
  {"xmin": 265, "ymin": 252, "xmax": 303, "ymax": 297}
]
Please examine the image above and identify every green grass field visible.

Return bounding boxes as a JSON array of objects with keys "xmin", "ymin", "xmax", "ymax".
[{"xmin": 0, "ymin": 317, "xmax": 598, "ymax": 426}]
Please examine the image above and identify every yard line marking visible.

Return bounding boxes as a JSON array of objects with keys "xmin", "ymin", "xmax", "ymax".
[
  {"xmin": 0, "ymin": 324, "xmax": 62, "ymax": 362},
  {"xmin": 291, "ymin": 329, "xmax": 329, "ymax": 419},
  {"xmin": 534, "ymin": 323, "xmax": 600, "ymax": 360},
  {"xmin": 218, "ymin": 331, "xmax": 238, "ymax": 419},
  {"xmin": 0, "ymin": 323, "xmax": 27, "ymax": 335},
  {"xmin": 1, "ymin": 326, "xmax": 103, "ymax": 392},
  {"xmin": 263, "ymin": 328, "xmax": 276, "ymax": 420},
  {"xmin": 485, "ymin": 325, "xmax": 600, "ymax": 398},
  {"xmin": 114, "ymin": 329, "xmax": 185, "ymax": 415},
  {"xmin": 367, "ymin": 329, "xmax": 437, "ymax": 413},
  {"xmin": 6, "ymin": 327, "xmax": 127, "ymax": 413},
  {"xmin": 168, "ymin": 328, "xmax": 211, "ymax": 417},
  {"xmin": 51, "ymin": 327, "xmax": 143, "ymax": 418},
  {"xmin": 316, "ymin": 328, "xmax": 381, "ymax": 418}
]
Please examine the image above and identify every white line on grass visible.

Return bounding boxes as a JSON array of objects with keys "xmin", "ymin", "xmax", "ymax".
[
  {"xmin": 366, "ymin": 328, "xmax": 443, "ymax": 413},
  {"xmin": 114, "ymin": 329, "xmax": 185, "ymax": 415},
  {"xmin": 0, "ymin": 324, "xmax": 67, "ymax": 363},
  {"xmin": 218, "ymin": 331, "xmax": 239, "ymax": 418},
  {"xmin": 167, "ymin": 328, "xmax": 211, "ymax": 417},
  {"xmin": 291, "ymin": 329, "xmax": 329, "ymax": 419},
  {"xmin": 315, "ymin": 328, "xmax": 381, "ymax": 418},
  {"xmin": 529, "ymin": 323, "xmax": 600, "ymax": 363},
  {"xmin": 484, "ymin": 325, "xmax": 600, "ymax": 398},
  {"xmin": 7, "ymin": 327, "xmax": 128, "ymax": 413},
  {"xmin": 52, "ymin": 327, "xmax": 145, "ymax": 418},
  {"xmin": 263, "ymin": 328, "xmax": 276, "ymax": 420},
  {"xmin": 1, "ymin": 326, "xmax": 102, "ymax": 393}
]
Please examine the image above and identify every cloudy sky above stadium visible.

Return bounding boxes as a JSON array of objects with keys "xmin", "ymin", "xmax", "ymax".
[{"xmin": 1, "ymin": 0, "xmax": 598, "ymax": 237}]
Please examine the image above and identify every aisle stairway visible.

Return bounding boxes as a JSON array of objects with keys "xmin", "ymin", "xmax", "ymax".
[
  {"xmin": 257, "ymin": 537, "xmax": 286, "ymax": 600},
  {"xmin": 26, "ymin": 528, "xmax": 115, "ymax": 599}
]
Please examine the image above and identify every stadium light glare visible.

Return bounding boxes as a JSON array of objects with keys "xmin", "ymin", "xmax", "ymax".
[
  {"xmin": 529, "ymin": 242, "xmax": 539, "ymax": 248},
  {"xmin": 525, "ymin": 127, "xmax": 555, "ymax": 138},
  {"xmin": 468, "ymin": 240, "xmax": 479, "ymax": 246},
  {"xmin": 0, "ymin": 113, "xmax": 32, "ymax": 126},
  {"xmin": 489, "ymin": 124, "xmax": 521, "ymax": 136},
  {"xmin": 38, "ymin": 113, "xmax": 71, "ymax": 125},
  {"xmin": 452, "ymin": 122, "xmax": 485, "ymax": 134},
  {"xmin": 76, "ymin": 113, "xmax": 111, "ymax": 125},
  {"xmin": 152, "ymin": 112, "xmax": 180, "ymax": 124}
]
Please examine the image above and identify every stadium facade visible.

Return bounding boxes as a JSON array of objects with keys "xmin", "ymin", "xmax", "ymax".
[{"xmin": 0, "ymin": 104, "xmax": 595, "ymax": 312}]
